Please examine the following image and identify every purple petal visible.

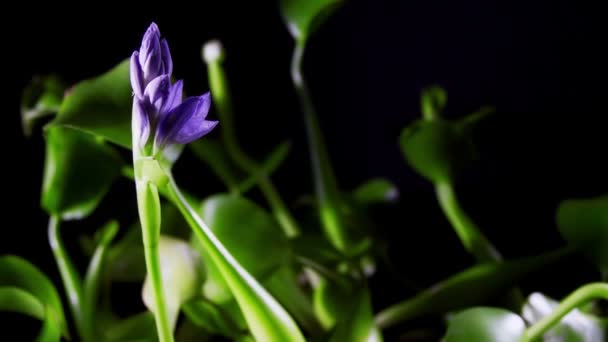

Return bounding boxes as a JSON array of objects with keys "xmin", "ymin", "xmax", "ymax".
[
  {"xmin": 139, "ymin": 23, "xmax": 160, "ymax": 65},
  {"xmin": 143, "ymin": 75, "xmax": 171, "ymax": 116},
  {"xmin": 155, "ymin": 93, "xmax": 216, "ymax": 149},
  {"xmin": 133, "ymin": 100, "xmax": 150, "ymax": 148},
  {"xmin": 161, "ymin": 79, "xmax": 183, "ymax": 115},
  {"xmin": 160, "ymin": 39, "xmax": 173, "ymax": 76},
  {"xmin": 130, "ymin": 52, "xmax": 144, "ymax": 99}
]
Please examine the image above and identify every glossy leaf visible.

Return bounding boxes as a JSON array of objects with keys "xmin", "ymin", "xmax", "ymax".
[
  {"xmin": 329, "ymin": 287, "xmax": 383, "ymax": 342},
  {"xmin": 375, "ymin": 249, "xmax": 569, "ymax": 328},
  {"xmin": 0, "ymin": 255, "xmax": 67, "ymax": 341},
  {"xmin": 556, "ymin": 195, "xmax": 608, "ymax": 273},
  {"xmin": 352, "ymin": 178, "xmax": 399, "ymax": 206},
  {"xmin": 443, "ymin": 307, "xmax": 525, "ymax": 342},
  {"xmin": 280, "ymin": 0, "xmax": 344, "ymax": 41},
  {"xmin": 41, "ymin": 126, "xmax": 123, "ymax": 220},
  {"xmin": 399, "ymin": 119, "xmax": 475, "ymax": 183},
  {"xmin": 522, "ymin": 292, "xmax": 605, "ymax": 342},
  {"xmin": 142, "ymin": 236, "xmax": 204, "ymax": 330},
  {"xmin": 52, "ymin": 59, "xmax": 132, "ymax": 148},
  {"xmin": 21, "ymin": 74, "xmax": 65, "ymax": 136},
  {"xmin": 194, "ymin": 194, "xmax": 290, "ymax": 303}
]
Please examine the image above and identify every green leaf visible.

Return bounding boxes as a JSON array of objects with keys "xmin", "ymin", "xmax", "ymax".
[
  {"xmin": 52, "ymin": 59, "xmax": 132, "ymax": 148},
  {"xmin": 105, "ymin": 312, "xmax": 157, "ymax": 342},
  {"xmin": 399, "ymin": 119, "xmax": 475, "ymax": 183},
  {"xmin": 42, "ymin": 126, "xmax": 123, "ymax": 219},
  {"xmin": 313, "ymin": 278, "xmax": 354, "ymax": 329},
  {"xmin": 280, "ymin": 0, "xmax": 344, "ymax": 41},
  {"xmin": 352, "ymin": 178, "xmax": 399, "ymax": 206},
  {"xmin": 182, "ymin": 299, "xmax": 244, "ymax": 338},
  {"xmin": 194, "ymin": 194, "xmax": 291, "ymax": 304},
  {"xmin": 190, "ymin": 139, "xmax": 246, "ymax": 192},
  {"xmin": 375, "ymin": 248, "xmax": 570, "ymax": 328},
  {"xmin": 556, "ymin": 195, "xmax": 608, "ymax": 273},
  {"xmin": 329, "ymin": 287, "xmax": 383, "ymax": 342},
  {"xmin": 236, "ymin": 141, "xmax": 291, "ymax": 193},
  {"xmin": 443, "ymin": 307, "xmax": 525, "ymax": 342},
  {"xmin": 420, "ymin": 85, "xmax": 447, "ymax": 121},
  {"xmin": 21, "ymin": 74, "xmax": 65, "ymax": 136},
  {"xmin": 0, "ymin": 287, "xmax": 45, "ymax": 319},
  {"xmin": 106, "ymin": 225, "xmax": 146, "ymax": 282},
  {"xmin": 142, "ymin": 236, "xmax": 204, "ymax": 329},
  {"xmin": 522, "ymin": 292, "xmax": 605, "ymax": 342},
  {"xmin": 0, "ymin": 255, "xmax": 67, "ymax": 341}
]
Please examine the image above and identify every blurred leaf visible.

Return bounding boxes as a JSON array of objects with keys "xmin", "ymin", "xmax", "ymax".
[
  {"xmin": 52, "ymin": 59, "xmax": 132, "ymax": 148},
  {"xmin": 522, "ymin": 292, "xmax": 605, "ymax": 342},
  {"xmin": 194, "ymin": 194, "xmax": 291, "ymax": 304},
  {"xmin": 556, "ymin": 195, "xmax": 608, "ymax": 273},
  {"xmin": 0, "ymin": 255, "xmax": 67, "ymax": 341},
  {"xmin": 329, "ymin": 287, "xmax": 383, "ymax": 342},
  {"xmin": 399, "ymin": 119, "xmax": 475, "ymax": 183},
  {"xmin": 0, "ymin": 287, "xmax": 45, "ymax": 319},
  {"xmin": 352, "ymin": 178, "xmax": 399, "ymax": 206},
  {"xmin": 21, "ymin": 74, "xmax": 65, "ymax": 136},
  {"xmin": 292, "ymin": 232, "xmax": 342, "ymax": 265},
  {"xmin": 443, "ymin": 307, "xmax": 525, "ymax": 342},
  {"xmin": 420, "ymin": 85, "xmax": 447, "ymax": 121},
  {"xmin": 41, "ymin": 126, "xmax": 122, "ymax": 220},
  {"xmin": 313, "ymin": 278, "xmax": 353, "ymax": 329},
  {"xmin": 190, "ymin": 139, "xmax": 246, "ymax": 192},
  {"xmin": 106, "ymin": 225, "xmax": 146, "ymax": 282},
  {"xmin": 182, "ymin": 299, "xmax": 244, "ymax": 338},
  {"xmin": 142, "ymin": 236, "xmax": 204, "ymax": 329},
  {"xmin": 280, "ymin": 0, "xmax": 344, "ymax": 41},
  {"xmin": 375, "ymin": 248, "xmax": 570, "ymax": 328},
  {"xmin": 105, "ymin": 311, "xmax": 157, "ymax": 342},
  {"xmin": 236, "ymin": 141, "xmax": 291, "ymax": 193}
]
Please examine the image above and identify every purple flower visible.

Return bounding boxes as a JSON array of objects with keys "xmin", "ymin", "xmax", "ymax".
[{"xmin": 130, "ymin": 23, "xmax": 218, "ymax": 155}]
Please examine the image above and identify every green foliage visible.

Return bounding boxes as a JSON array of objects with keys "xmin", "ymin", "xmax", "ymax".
[{"xmin": 443, "ymin": 307, "xmax": 526, "ymax": 342}]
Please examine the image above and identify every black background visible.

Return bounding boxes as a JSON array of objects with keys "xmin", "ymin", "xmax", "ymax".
[{"xmin": 2, "ymin": 0, "xmax": 607, "ymax": 339}]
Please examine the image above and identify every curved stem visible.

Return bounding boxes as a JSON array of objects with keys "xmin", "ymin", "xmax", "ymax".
[
  {"xmin": 522, "ymin": 282, "xmax": 608, "ymax": 342},
  {"xmin": 47, "ymin": 216, "xmax": 88, "ymax": 341},
  {"xmin": 135, "ymin": 180, "xmax": 174, "ymax": 342}
]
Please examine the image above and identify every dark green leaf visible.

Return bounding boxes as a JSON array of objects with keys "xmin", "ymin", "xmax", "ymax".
[
  {"xmin": 190, "ymin": 139, "xmax": 246, "ymax": 192},
  {"xmin": 443, "ymin": 307, "xmax": 525, "ymax": 342},
  {"xmin": 106, "ymin": 225, "xmax": 146, "ymax": 282},
  {"xmin": 52, "ymin": 59, "xmax": 132, "ymax": 148},
  {"xmin": 236, "ymin": 141, "xmax": 291, "ymax": 193},
  {"xmin": 313, "ymin": 278, "xmax": 354, "ymax": 329},
  {"xmin": 105, "ymin": 312, "xmax": 157, "ymax": 342},
  {"xmin": 399, "ymin": 119, "xmax": 475, "ymax": 183},
  {"xmin": 182, "ymin": 299, "xmax": 244, "ymax": 338},
  {"xmin": 352, "ymin": 178, "xmax": 399, "ymax": 206},
  {"xmin": 522, "ymin": 292, "xmax": 605, "ymax": 341},
  {"xmin": 280, "ymin": 0, "xmax": 344, "ymax": 41},
  {"xmin": 21, "ymin": 74, "xmax": 65, "ymax": 136},
  {"xmin": 193, "ymin": 194, "xmax": 290, "ymax": 303},
  {"xmin": 557, "ymin": 195, "xmax": 608, "ymax": 273},
  {"xmin": 41, "ymin": 126, "xmax": 123, "ymax": 219},
  {"xmin": 0, "ymin": 255, "xmax": 67, "ymax": 341},
  {"xmin": 329, "ymin": 287, "xmax": 383, "ymax": 342},
  {"xmin": 375, "ymin": 248, "xmax": 570, "ymax": 328}
]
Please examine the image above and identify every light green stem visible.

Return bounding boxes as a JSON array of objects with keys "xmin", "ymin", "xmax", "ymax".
[
  {"xmin": 291, "ymin": 40, "xmax": 349, "ymax": 253},
  {"xmin": 47, "ymin": 216, "xmax": 89, "ymax": 342},
  {"xmin": 522, "ymin": 282, "xmax": 608, "ymax": 342},
  {"xmin": 134, "ymin": 180, "xmax": 174, "ymax": 342},
  {"xmin": 206, "ymin": 52, "xmax": 300, "ymax": 238},
  {"xmin": 165, "ymin": 176, "xmax": 305, "ymax": 342}
]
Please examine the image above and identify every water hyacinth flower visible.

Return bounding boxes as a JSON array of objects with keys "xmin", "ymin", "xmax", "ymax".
[{"xmin": 130, "ymin": 23, "xmax": 218, "ymax": 155}]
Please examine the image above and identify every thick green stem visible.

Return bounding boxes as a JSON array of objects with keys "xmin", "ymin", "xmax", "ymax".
[
  {"xmin": 522, "ymin": 282, "xmax": 608, "ymax": 342},
  {"xmin": 435, "ymin": 181, "xmax": 501, "ymax": 263},
  {"xmin": 291, "ymin": 40, "xmax": 349, "ymax": 252},
  {"xmin": 135, "ymin": 180, "xmax": 174, "ymax": 342},
  {"xmin": 205, "ymin": 47, "xmax": 300, "ymax": 238},
  {"xmin": 165, "ymin": 176, "xmax": 305, "ymax": 342},
  {"xmin": 47, "ymin": 216, "xmax": 88, "ymax": 341}
]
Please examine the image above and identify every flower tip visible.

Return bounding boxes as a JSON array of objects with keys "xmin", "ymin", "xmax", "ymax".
[
  {"xmin": 202, "ymin": 40, "xmax": 224, "ymax": 64},
  {"xmin": 146, "ymin": 22, "xmax": 160, "ymax": 35}
]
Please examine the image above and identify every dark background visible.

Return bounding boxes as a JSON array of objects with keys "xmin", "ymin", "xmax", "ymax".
[{"xmin": 2, "ymin": 0, "xmax": 607, "ymax": 338}]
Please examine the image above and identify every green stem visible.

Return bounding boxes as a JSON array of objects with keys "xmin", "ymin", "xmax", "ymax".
[
  {"xmin": 205, "ymin": 47, "xmax": 300, "ymax": 238},
  {"xmin": 522, "ymin": 282, "xmax": 608, "ymax": 342},
  {"xmin": 165, "ymin": 176, "xmax": 305, "ymax": 342},
  {"xmin": 435, "ymin": 181, "xmax": 501, "ymax": 263},
  {"xmin": 291, "ymin": 40, "xmax": 349, "ymax": 253},
  {"xmin": 47, "ymin": 216, "xmax": 88, "ymax": 341},
  {"xmin": 135, "ymin": 180, "xmax": 174, "ymax": 342}
]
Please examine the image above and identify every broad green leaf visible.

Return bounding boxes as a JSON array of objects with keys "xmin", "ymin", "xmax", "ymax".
[
  {"xmin": 42, "ymin": 126, "xmax": 123, "ymax": 219},
  {"xmin": 142, "ymin": 236, "xmax": 204, "ymax": 330},
  {"xmin": 556, "ymin": 195, "xmax": 608, "ymax": 273},
  {"xmin": 420, "ymin": 85, "xmax": 447, "ymax": 121},
  {"xmin": 399, "ymin": 119, "xmax": 475, "ymax": 183},
  {"xmin": 375, "ymin": 248, "xmax": 569, "ymax": 328},
  {"xmin": 522, "ymin": 292, "xmax": 605, "ymax": 342},
  {"xmin": 0, "ymin": 287, "xmax": 45, "ymax": 319},
  {"xmin": 352, "ymin": 178, "xmax": 399, "ymax": 206},
  {"xmin": 52, "ymin": 59, "xmax": 132, "ymax": 148},
  {"xmin": 194, "ymin": 194, "xmax": 290, "ymax": 303},
  {"xmin": 105, "ymin": 312, "xmax": 157, "ymax": 342},
  {"xmin": 280, "ymin": 0, "xmax": 344, "ymax": 41},
  {"xmin": 21, "ymin": 74, "xmax": 65, "ymax": 136},
  {"xmin": 329, "ymin": 287, "xmax": 383, "ymax": 342},
  {"xmin": 443, "ymin": 307, "xmax": 525, "ymax": 342},
  {"xmin": 0, "ymin": 255, "xmax": 67, "ymax": 341},
  {"xmin": 106, "ymin": 224, "xmax": 146, "ymax": 282}
]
